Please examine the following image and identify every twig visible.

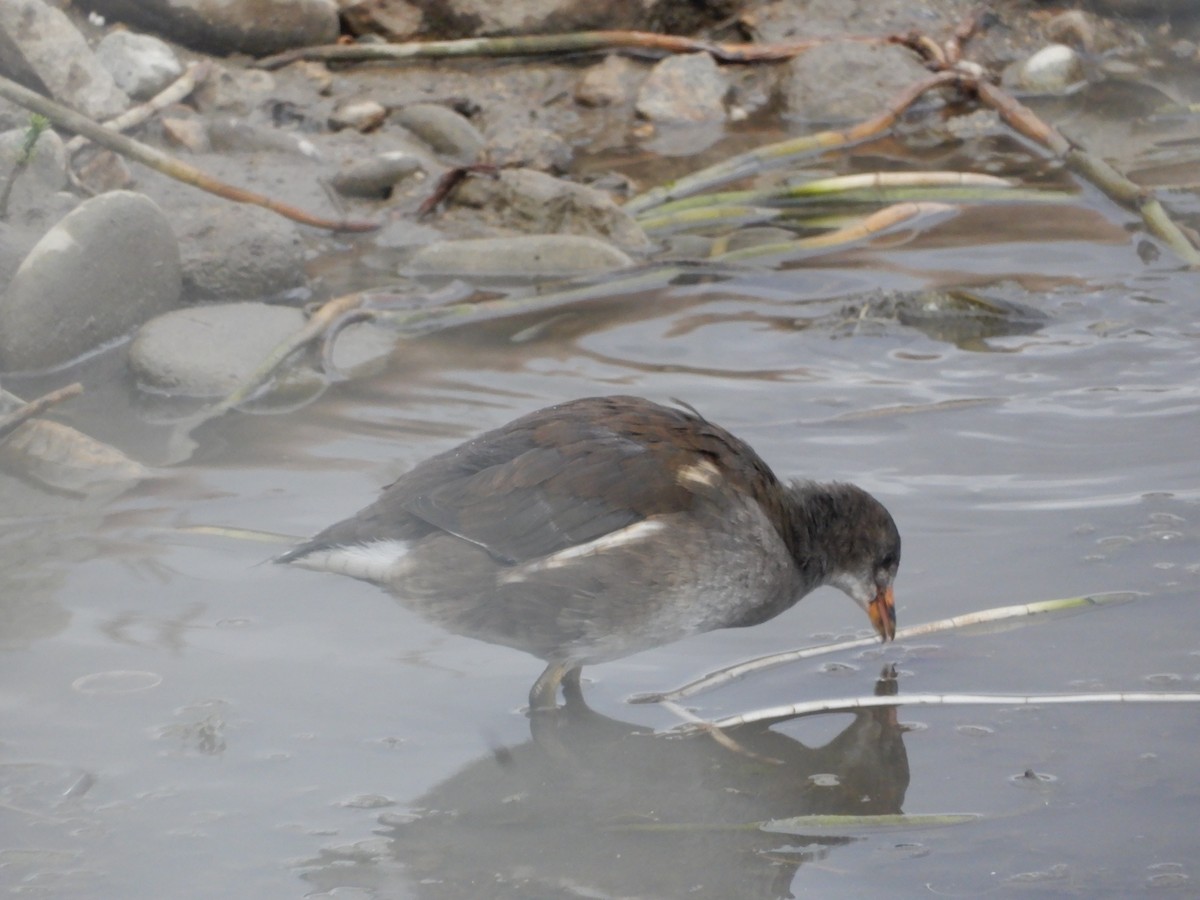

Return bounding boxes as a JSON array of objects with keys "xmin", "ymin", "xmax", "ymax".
[
  {"xmin": 639, "ymin": 170, "xmax": 1016, "ymax": 218},
  {"xmin": 417, "ymin": 163, "xmax": 499, "ymax": 217},
  {"xmin": 64, "ymin": 61, "xmax": 212, "ymax": 157},
  {"xmin": 0, "ymin": 383, "xmax": 82, "ymax": 442},
  {"xmin": 623, "ymin": 71, "xmax": 961, "ymax": 215},
  {"xmin": 681, "ymin": 691, "xmax": 1200, "ymax": 733},
  {"xmin": 658, "ymin": 699, "xmax": 784, "ymax": 765},
  {"xmin": 713, "ymin": 201, "xmax": 956, "ymax": 261},
  {"xmin": 256, "ymin": 30, "xmax": 889, "ymax": 70},
  {"xmin": 208, "ymin": 292, "xmax": 371, "ymax": 416},
  {"xmin": 975, "ymin": 80, "xmax": 1200, "ymax": 265},
  {"xmin": 0, "ymin": 114, "xmax": 49, "ymax": 218},
  {"xmin": 631, "ymin": 593, "xmax": 1134, "ymax": 703},
  {"xmin": 0, "ymin": 74, "xmax": 378, "ymax": 234}
]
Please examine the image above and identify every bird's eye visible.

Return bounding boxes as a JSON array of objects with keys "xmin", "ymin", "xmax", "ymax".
[{"xmin": 878, "ymin": 553, "xmax": 896, "ymax": 571}]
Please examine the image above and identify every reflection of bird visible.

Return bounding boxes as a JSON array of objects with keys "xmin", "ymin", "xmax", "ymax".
[
  {"xmin": 356, "ymin": 668, "xmax": 911, "ymax": 900},
  {"xmin": 278, "ymin": 396, "xmax": 900, "ymax": 708}
]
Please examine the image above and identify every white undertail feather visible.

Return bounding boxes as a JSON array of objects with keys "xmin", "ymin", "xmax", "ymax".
[{"xmin": 285, "ymin": 539, "xmax": 411, "ymax": 583}]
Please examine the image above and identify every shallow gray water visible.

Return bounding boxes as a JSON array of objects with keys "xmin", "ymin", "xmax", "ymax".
[{"xmin": 5, "ymin": 111, "xmax": 1200, "ymax": 897}]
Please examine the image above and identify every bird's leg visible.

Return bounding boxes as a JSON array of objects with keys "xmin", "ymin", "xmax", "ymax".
[
  {"xmin": 561, "ymin": 665, "xmax": 583, "ymax": 702},
  {"xmin": 529, "ymin": 661, "xmax": 572, "ymax": 711}
]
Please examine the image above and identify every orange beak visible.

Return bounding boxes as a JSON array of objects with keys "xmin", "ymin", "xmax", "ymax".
[{"xmin": 868, "ymin": 584, "xmax": 896, "ymax": 642}]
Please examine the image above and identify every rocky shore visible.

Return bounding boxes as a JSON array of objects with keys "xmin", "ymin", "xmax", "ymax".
[{"xmin": 0, "ymin": 0, "xmax": 1196, "ymax": 397}]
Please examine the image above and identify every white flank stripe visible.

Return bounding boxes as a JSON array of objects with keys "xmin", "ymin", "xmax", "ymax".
[
  {"xmin": 503, "ymin": 519, "xmax": 665, "ymax": 582},
  {"xmin": 287, "ymin": 540, "xmax": 410, "ymax": 582}
]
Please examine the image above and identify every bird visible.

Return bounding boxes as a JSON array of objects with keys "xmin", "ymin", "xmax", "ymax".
[{"xmin": 277, "ymin": 395, "xmax": 900, "ymax": 710}]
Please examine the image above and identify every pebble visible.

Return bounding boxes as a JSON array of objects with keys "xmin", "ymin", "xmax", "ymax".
[
  {"xmin": 394, "ymin": 104, "xmax": 485, "ymax": 164},
  {"xmin": 332, "ymin": 152, "xmax": 425, "ymax": 199},
  {"xmin": 1011, "ymin": 44, "xmax": 1085, "ymax": 94},
  {"xmin": 636, "ymin": 52, "xmax": 728, "ymax": 125}
]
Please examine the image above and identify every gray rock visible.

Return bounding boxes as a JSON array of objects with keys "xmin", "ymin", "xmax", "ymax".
[
  {"xmin": 82, "ymin": 0, "xmax": 339, "ymax": 56},
  {"xmin": 484, "ymin": 124, "xmax": 572, "ymax": 172},
  {"xmin": 0, "ymin": 0, "xmax": 129, "ymax": 120},
  {"xmin": 394, "ymin": 104, "xmax": 484, "ymax": 164},
  {"xmin": 0, "ymin": 191, "xmax": 181, "ymax": 372},
  {"xmin": 455, "ymin": 168, "xmax": 649, "ymax": 249},
  {"xmin": 406, "ymin": 234, "xmax": 633, "ymax": 278},
  {"xmin": 0, "ymin": 128, "xmax": 69, "ymax": 218},
  {"xmin": 420, "ymin": 0, "xmax": 657, "ymax": 36},
  {"xmin": 129, "ymin": 302, "xmax": 395, "ymax": 396},
  {"xmin": 636, "ymin": 53, "xmax": 728, "ymax": 125},
  {"xmin": 576, "ymin": 55, "xmax": 639, "ymax": 107},
  {"xmin": 192, "ymin": 66, "xmax": 278, "ymax": 116},
  {"xmin": 94, "ymin": 30, "xmax": 184, "ymax": 100},
  {"xmin": 782, "ymin": 43, "xmax": 931, "ymax": 123},
  {"xmin": 172, "ymin": 204, "xmax": 307, "ymax": 303},
  {"xmin": 332, "ymin": 152, "xmax": 425, "ymax": 199},
  {"xmin": 207, "ymin": 118, "xmax": 320, "ymax": 159}
]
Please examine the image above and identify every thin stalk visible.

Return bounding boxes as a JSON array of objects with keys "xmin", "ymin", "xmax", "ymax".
[
  {"xmin": 686, "ymin": 691, "xmax": 1200, "ymax": 732},
  {"xmin": 632, "ymin": 593, "xmax": 1135, "ymax": 703},
  {"xmin": 624, "ymin": 71, "xmax": 961, "ymax": 215}
]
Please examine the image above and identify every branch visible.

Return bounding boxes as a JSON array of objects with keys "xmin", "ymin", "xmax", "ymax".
[
  {"xmin": 677, "ymin": 691, "xmax": 1200, "ymax": 733},
  {"xmin": 976, "ymin": 79, "xmax": 1200, "ymax": 265},
  {"xmin": 256, "ymin": 30, "xmax": 889, "ymax": 70},
  {"xmin": 624, "ymin": 71, "xmax": 962, "ymax": 215},
  {"xmin": 0, "ymin": 383, "xmax": 82, "ymax": 442},
  {"xmin": 64, "ymin": 61, "xmax": 212, "ymax": 157},
  {"xmin": 631, "ymin": 593, "xmax": 1134, "ymax": 703},
  {"xmin": 0, "ymin": 74, "xmax": 378, "ymax": 234}
]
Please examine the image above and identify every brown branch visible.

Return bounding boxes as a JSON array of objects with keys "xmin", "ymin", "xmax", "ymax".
[
  {"xmin": 417, "ymin": 163, "xmax": 499, "ymax": 217},
  {"xmin": 975, "ymin": 80, "xmax": 1200, "ymax": 266},
  {"xmin": 625, "ymin": 70, "xmax": 961, "ymax": 215},
  {"xmin": 256, "ymin": 30, "xmax": 888, "ymax": 69},
  {"xmin": 0, "ymin": 383, "xmax": 82, "ymax": 443},
  {"xmin": 0, "ymin": 74, "xmax": 378, "ymax": 234},
  {"xmin": 208, "ymin": 292, "xmax": 371, "ymax": 415}
]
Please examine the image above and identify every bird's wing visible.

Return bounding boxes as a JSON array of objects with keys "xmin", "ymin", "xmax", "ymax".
[{"xmin": 390, "ymin": 416, "xmax": 695, "ymax": 563}]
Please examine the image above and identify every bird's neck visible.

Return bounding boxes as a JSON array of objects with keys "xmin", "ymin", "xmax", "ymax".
[{"xmin": 778, "ymin": 480, "xmax": 850, "ymax": 586}]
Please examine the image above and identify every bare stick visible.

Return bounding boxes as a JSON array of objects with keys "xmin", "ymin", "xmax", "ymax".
[
  {"xmin": 256, "ymin": 30, "xmax": 888, "ymax": 70},
  {"xmin": 64, "ymin": 61, "xmax": 212, "ymax": 157},
  {"xmin": 974, "ymin": 80, "xmax": 1200, "ymax": 266},
  {"xmin": 0, "ymin": 74, "xmax": 378, "ymax": 234},
  {"xmin": 658, "ymin": 699, "xmax": 784, "ymax": 765},
  {"xmin": 207, "ymin": 292, "xmax": 370, "ymax": 415},
  {"xmin": 631, "ymin": 593, "xmax": 1134, "ymax": 704},
  {"xmin": 680, "ymin": 691, "xmax": 1200, "ymax": 733},
  {"xmin": 624, "ymin": 71, "xmax": 961, "ymax": 215},
  {"xmin": 0, "ymin": 383, "xmax": 82, "ymax": 442}
]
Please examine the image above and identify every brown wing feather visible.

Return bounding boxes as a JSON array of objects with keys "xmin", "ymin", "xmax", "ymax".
[{"xmin": 288, "ymin": 396, "xmax": 787, "ymax": 565}]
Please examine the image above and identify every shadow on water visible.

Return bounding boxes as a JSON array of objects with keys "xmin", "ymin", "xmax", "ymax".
[{"xmin": 302, "ymin": 668, "xmax": 910, "ymax": 899}]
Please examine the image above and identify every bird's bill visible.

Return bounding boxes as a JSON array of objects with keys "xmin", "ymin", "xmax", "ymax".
[{"xmin": 868, "ymin": 585, "xmax": 896, "ymax": 641}]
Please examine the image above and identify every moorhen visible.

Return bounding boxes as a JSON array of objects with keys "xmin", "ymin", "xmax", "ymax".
[{"xmin": 278, "ymin": 396, "xmax": 901, "ymax": 709}]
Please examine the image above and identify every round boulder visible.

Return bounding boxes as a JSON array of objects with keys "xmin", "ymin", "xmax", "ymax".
[
  {"xmin": 0, "ymin": 191, "xmax": 181, "ymax": 372},
  {"xmin": 129, "ymin": 302, "xmax": 396, "ymax": 397}
]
